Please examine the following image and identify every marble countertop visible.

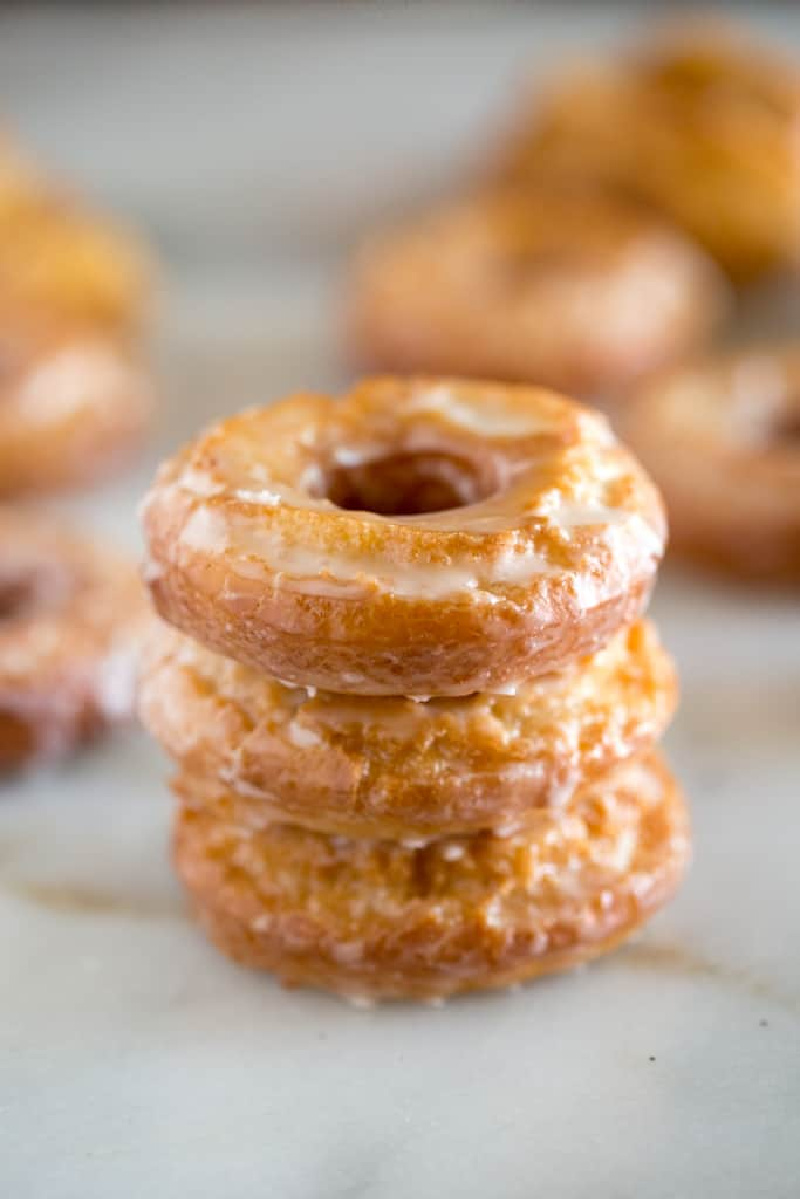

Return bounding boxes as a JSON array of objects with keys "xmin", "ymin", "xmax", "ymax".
[{"xmin": 2, "ymin": 6, "xmax": 800, "ymax": 1197}]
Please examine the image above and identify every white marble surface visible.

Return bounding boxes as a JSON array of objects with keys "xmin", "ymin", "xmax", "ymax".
[{"xmin": 2, "ymin": 6, "xmax": 800, "ymax": 1197}]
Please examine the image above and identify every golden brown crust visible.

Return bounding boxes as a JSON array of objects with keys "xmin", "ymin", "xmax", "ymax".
[
  {"xmin": 173, "ymin": 753, "xmax": 690, "ymax": 1001},
  {"xmin": 494, "ymin": 21, "xmax": 800, "ymax": 280},
  {"xmin": 625, "ymin": 346, "xmax": 800, "ymax": 581},
  {"xmin": 349, "ymin": 190, "xmax": 726, "ymax": 395},
  {"xmin": 141, "ymin": 620, "xmax": 677, "ymax": 836},
  {"xmin": 0, "ymin": 509, "xmax": 147, "ymax": 771},
  {"xmin": 0, "ymin": 307, "xmax": 152, "ymax": 496},
  {"xmin": 0, "ymin": 135, "xmax": 149, "ymax": 335},
  {"xmin": 142, "ymin": 378, "xmax": 666, "ymax": 695}
]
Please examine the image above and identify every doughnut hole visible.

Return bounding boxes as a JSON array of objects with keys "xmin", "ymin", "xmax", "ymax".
[
  {"xmin": 323, "ymin": 450, "xmax": 499, "ymax": 517},
  {"xmin": 0, "ymin": 710, "xmax": 37, "ymax": 769},
  {"xmin": 774, "ymin": 409, "xmax": 800, "ymax": 444},
  {"xmin": 0, "ymin": 566, "xmax": 72, "ymax": 622},
  {"xmin": 0, "ymin": 578, "xmax": 36, "ymax": 621}
]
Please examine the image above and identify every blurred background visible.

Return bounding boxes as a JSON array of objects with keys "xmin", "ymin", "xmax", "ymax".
[
  {"xmin": 2, "ymin": 2, "xmax": 798, "ymax": 259},
  {"xmin": 2, "ymin": 3, "xmax": 798, "ymax": 440}
]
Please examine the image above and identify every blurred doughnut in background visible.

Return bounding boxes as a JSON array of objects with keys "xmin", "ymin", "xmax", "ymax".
[
  {"xmin": 349, "ymin": 187, "xmax": 728, "ymax": 399},
  {"xmin": 0, "ymin": 301, "xmax": 152, "ymax": 497},
  {"xmin": 0, "ymin": 129, "xmax": 153, "ymax": 763},
  {"xmin": 0, "ymin": 507, "xmax": 146, "ymax": 773},
  {"xmin": 625, "ymin": 345, "xmax": 800, "ymax": 582},
  {"xmin": 490, "ymin": 18, "xmax": 800, "ymax": 283},
  {"xmin": 0, "ymin": 131, "xmax": 149, "ymax": 337},
  {"xmin": 345, "ymin": 14, "xmax": 800, "ymax": 586},
  {"xmin": 0, "ymin": 129, "xmax": 154, "ymax": 498}
]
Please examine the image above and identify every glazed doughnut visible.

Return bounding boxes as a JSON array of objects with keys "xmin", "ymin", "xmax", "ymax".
[
  {"xmin": 173, "ymin": 752, "xmax": 689, "ymax": 1002},
  {"xmin": 625, "ymin": 347, "xmax": 800, "ymax": 581},
  {"xmin": 0, "ymin": 307, "xmax": 152, "ymax": 496},
  {"xmin": 142, "ymin": 378, "xmax": 666, "ymax": 696},
  {"xmin": 493, "ymin": 22, "xmax": 800, "ymax": 281},
  {"xmin": 0, "ymin": 509, "xmax": 146, "ymax": 771},
  {"xmin": 0, "ymin": 135, "xmax": 148, "ymax": 334},
  {"xmin": 140, "ymin": 620, "xmax": 676, "ymax": 837},
  {"xmin": 349, "ymin": 190, "xmax": 726, "ymax": 396}
]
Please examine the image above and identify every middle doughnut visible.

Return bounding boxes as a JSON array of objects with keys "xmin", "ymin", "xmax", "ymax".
[
  {"xmin": 142, "ymin": 378, "xmax": 666, "ymax": 696},
  {"xmin": 140, "ymin": 620, "xmax": 676, "ymax": 838}
]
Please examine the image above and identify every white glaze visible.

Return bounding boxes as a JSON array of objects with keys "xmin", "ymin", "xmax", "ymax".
[
  {"xmin": 406, "ymin": 383, "xmax": 559, "ymax": 437},
  {"xmin": 179, "ymin": 507, "xmax": 230, "ymax": 556},
  {"xmin": 172, "ymin": 485, "xmax": 661, "ymax": 605},
  {"xmin": 286, "ymin": 723, "xmax": 322, "ymax": 749},
  {"xmin": 545, "ymin": 503, "xmax": 629, "ymax": 528},
  {"xmin": 95, "ymin": 643, "xmax": 139, "ymax": 721},
  {"xmin": 178, "ymin": 467, "xmax": 226, "ymax": 498},
  {"xmin": 180, "ymin": 507, "xmax": 557, "ymax": 599},
  {"xmin": 330, "ymin": 443, "xmax": 387, "ymax": 468}
]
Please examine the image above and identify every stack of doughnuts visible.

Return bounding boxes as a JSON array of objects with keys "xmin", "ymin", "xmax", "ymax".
[{"xmin": 140, "ymin": 377, "xmax": 690, "ymax": 1002}]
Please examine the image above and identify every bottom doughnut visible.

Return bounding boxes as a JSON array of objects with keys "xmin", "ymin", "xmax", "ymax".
[{"xmin": 173, "ymin": 753, "xmax": 689, "ymax": 1002}]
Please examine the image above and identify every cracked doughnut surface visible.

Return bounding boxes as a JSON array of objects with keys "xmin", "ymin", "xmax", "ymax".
[
  {"xmin": 173, "ymin": 752, "xmax": 689, "ymax": 1002},
  {"xmin": 141, "ymin": 620, "xmax": 676, "ymax": 837}
]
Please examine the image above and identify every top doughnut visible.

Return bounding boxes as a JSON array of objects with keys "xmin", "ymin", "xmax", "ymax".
[{"xmin": 142, "ymin": 378, "xmax": 666, "ymax": 696}]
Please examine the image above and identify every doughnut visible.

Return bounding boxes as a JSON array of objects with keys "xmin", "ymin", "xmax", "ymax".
[
  {"xmin": 349, "ymin": 190, "xmax": 726, "ymax": 396},
  {"xmin": 0, "ymin": 306, "xmax": 153, "ymax": 496},
  {"xmin": 140, "ymin": 619, "xmax": 676, "ymax": 837},
  {"xmin": 0, "ymin": 134, "xmax": 148, "ymax": 334},
  {"xmin": 141, "ymin": 378, "xmax": 667, "ymax": 695},
  {"xmin": 625, "ymin": 347, "xmax": 800, "ymax": 581},
  {"xmin": 0, "ymin": 509, "xmax": 146, "ymax": 771},
  {"xmin": 172, "ymin": 752, "xmax": 689, "ymax": 1002},
  {"xmin": 492, "ymin": 21, "xmax": 800, "ymax": 281}
]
